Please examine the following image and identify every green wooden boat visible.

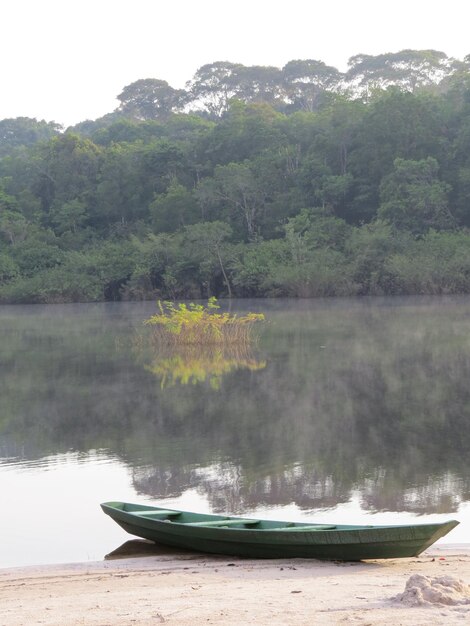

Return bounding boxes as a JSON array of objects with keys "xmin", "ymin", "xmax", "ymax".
[{"xmin": 101, "ymin": 501, "xmax": 459, "ymax": 561}]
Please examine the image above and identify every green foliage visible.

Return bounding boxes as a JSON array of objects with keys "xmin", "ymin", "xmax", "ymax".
[
  {"xmin": 231, "ymin": 239, "xmax": 291, "ymax": 296},
  {"xmin": 200, "ymin": 101, "xmax": 286, "ymax": 165},
  {"xmin": 144, "ymin": 298, "xmax": 265, "ymax": 345},
  {"xmin": 272, "ymin": 247, "xmax": 356, "ymax": 297},
  {"xmin": 284, "ymin": 208, "xmax": 350, "ymax": 255},
  {"xmin": 0, "ymin": 117, "xmax": 61, "ymax": 156},
  {"xmin": 0, "ymin": 184, "xmax": 18, "ymax": 212},
  {"xmin": 0, "ymin": 261, "xmax": 102, "ymax": 303},
  {"xmin": 182, "ymin": 221, "xmax": 234, "ymax": 296},
  {"xmin": 378, "ymin": 157, "xmax": 454, "ymax": 233},
  {"xmin": 0, "ymin": 252, "xmax": 19, "ymax": 283},
  {"xmin": 345, "ymin": 50, "xmax": 459, "ymax": 95},
  {"xmin": 34, "ymin": 133, "xmax": 102, "ymax": 214},
  {"xmin": 347, "ymin": 221, "xmax": 411, "ymax": 294},
  {"xmin": 49, "ymin": 198, "xmax": 88, "ymax": 235},
  {"xmin": 121, "ymin": 233, "xmax": 182, "ymax": 300},
  {"xmin": 282, "ymin": 59, "xmax": 341, "ymax": 112},
  {"xmin": 0, "ymin": 241, "xmax": 139, "ymax": 303},
  {"xmin": 117, "ymin": 79, "xmax": 186, "ymax": 120},
  {"xmin": 2, "ymin": 54, "xmax": 470, "ymax": 302},
  {"xmin": 0, "ymin": 209, "xmax": 29, "ymax": 244},
  {"xmin": 150, "ymin": 182, "xmax": 199, "ymax": 233},
  {"xmin": 87, "ymin": 241, "xmax": 139, "ymax": 300},
  {"xmin": 386, "ymin": 230, "xmax": 470, "ymax": 294},
  {"xmin": 348, "ymin": 90, "xmax": 445, "ymax": 220},
  {"xmin": 196, "ymin": 161, "xmax": 268, "ymax": 240},
  {"xmin": 11, "ymin": 239, "xmax": 65, "ymax": 277}
]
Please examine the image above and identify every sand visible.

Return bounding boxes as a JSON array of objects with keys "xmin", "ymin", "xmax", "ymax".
[{"xmin": 1, "ymin": 543, "xmax": 470, "ymax": 626}]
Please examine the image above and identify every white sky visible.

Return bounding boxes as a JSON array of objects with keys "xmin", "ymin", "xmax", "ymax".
[{"xmin": 1, "ymin": 0, "xmax": 469, "ymax": 127}]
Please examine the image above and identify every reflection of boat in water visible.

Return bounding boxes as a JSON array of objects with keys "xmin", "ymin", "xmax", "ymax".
[
  {"xmin": 105, "ymin": 539, "xmax": 186, "ymax": 560},
  {"xmin": 101, "ymin": 501, "xmax": 459, "ymax": 561}
]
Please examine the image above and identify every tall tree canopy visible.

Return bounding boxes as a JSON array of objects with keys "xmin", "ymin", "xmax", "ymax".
[{"xmin": 117, "ymin": 79, "xmax": 187, "ymax": 120}]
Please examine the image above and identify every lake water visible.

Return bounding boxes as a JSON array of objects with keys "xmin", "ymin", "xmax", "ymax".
[{"xmin": 1, "ymin": 297, "xmax": 469, "ymax": 567}]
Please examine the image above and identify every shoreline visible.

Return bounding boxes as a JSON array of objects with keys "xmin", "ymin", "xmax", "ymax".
[{"xmin": 1, "ymin": 544, "xmax": 470, "ymax": 625}]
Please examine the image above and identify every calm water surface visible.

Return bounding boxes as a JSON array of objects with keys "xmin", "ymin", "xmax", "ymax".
[{"xmin": 1, "ymin": 297, "xmax": 469, "ymax": 567}]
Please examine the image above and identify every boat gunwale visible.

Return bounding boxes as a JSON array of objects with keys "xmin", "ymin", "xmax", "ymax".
[{"xmin": 100, "ymin": 501, "xmax": 459, "ymax": 535}]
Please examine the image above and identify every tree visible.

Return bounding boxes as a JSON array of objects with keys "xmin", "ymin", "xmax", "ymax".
[
  {"xmin": 117, "ymin": 79, "xmax": 187, "ymax": 120},
  {"xmin": 196, "ymin": 162, "xmax": 268, "ymax": 241},
  {"xmin": 387, "ymin": 230, "xmax": 470, "ymax": 294},
  {"xmin": 31, "ymin": 133, "xmax": 101, "ymax": 215},
  {"xmin": 0, "ymin": 183, "xmax": 18, "ymax": 212},
  {"xmin": 183, "ymin": 221, "xmax": 233, "ymax": 297},
  {"xmin": 188, "ymin": 63, "xmax": 289, "ymax": 116},
  {"xmin": 316, "ymin": 174, "xmax": 354, "ymax": 213},
  {"xmin": 0, "ymin": 210, "xmax": 29, "ymax": 244},
  {"xmin": 92, "ymin": 118, "xmax": 157, "ymax": 146},
  {"xmin": 284, "ymin": 208, "xmax": 350, "ymax": 256},
  {"xmin": 95, "ymin": 139, "xmax": 187, "ymax": 230},
  {"xmin": 123, "ymin": 233, "xmax": 183, "ymax": 300},
  {"xmin": 150, "ymin": 182, "xmax": 199, "ymax": 233},
  {"xmin": 378, "ymin": 157, "xmax": 454, "ymax": 234},
  {"xmin": 10, "ymin": 239, "xmax": 65, "ymax": 277},
  {"xmin": 234, "ymin": 65, "xmax": 287, "ymax": 108},
  {"xmin": 0, "ymin": 252, "xmax": 18, "ymax": 284},
  {"xmin": 348, "ymin": 90, "xmax": 445, "ymax": 221},
  {"xmin": 345, "ymin": 50, "xmax": 459, "ymax": 98},
  {"xmin": 347, "ymin": 220, "xmax": 410, "ymax": 294},
  {"xmin": 187, "ymin": 62, "xmax": 245, "ymax": 117},
  {"xmin": 91, "ymin": 241, "xmax": 139, "ymax": 300},
  {"xmin": 94, "ymin": 143, "xmax": 143, "ymax": 229},
  {"xmin": 231, "ymin": 239, "xmax": 290, "ymax": 296},
  {"xmin": 454, "ymin": 167, "xmax": 470, "ymax": 226},
  {"xmin": 283, "ymin": 59, "xmax": 342, "ymax": 111},
  {"xmin": 0, "ymin": 117, "xmax": 61, "ymax": 157},
  {"xmin": 198, "ymin": 100, "xmax": 285, "ymax": 167},
  {"xmin": 49, "ymin": 198, "xmax": 88, "ymax": 234}
]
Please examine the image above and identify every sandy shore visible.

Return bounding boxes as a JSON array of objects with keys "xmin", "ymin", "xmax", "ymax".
[{"xmin": 1, "ymin": 543, "xmax": 470, "ymax": 625}]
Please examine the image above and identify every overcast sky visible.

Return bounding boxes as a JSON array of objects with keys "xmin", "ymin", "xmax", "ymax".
[{"xmin": 2, "ymin": 0, "xmax": 469, "ymax": 127}]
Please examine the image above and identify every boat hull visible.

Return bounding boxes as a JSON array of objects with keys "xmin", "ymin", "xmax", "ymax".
[{"xmin": 101, "ymin": 502, "xmax": 459, "ymax": 561}]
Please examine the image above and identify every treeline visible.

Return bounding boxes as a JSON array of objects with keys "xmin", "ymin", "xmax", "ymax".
[
  {"xmin": 78, "ymin": 50, "xmax": 470, "ymax": 121},
  {"xmin": 1, "ymin": 49, "xmax": 470, "ymax": 303}
]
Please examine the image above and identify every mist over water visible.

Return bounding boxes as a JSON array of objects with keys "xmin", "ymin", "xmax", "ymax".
[{"xmin": 1, "ymin": 297, "xmax": 469, "ymax": 566}]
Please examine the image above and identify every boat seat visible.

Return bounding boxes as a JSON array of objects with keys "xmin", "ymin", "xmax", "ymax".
[
  {"xmin": 184, "ymin": 519, "xmax": 260, "ymax": 527},
  {"xmin": 277, "ymin": 524, "xmax": 337, "ymax": 531},
  {"xmin": 128, "ymin": 509, "xmax": 181, "ymax": 517}
]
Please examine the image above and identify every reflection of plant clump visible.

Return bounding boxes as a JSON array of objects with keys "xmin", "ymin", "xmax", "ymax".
[
  {"xmin": 144, "ymin": 297, "xmax": 264, "ymax": 345},
  {"xmin": 145, "ymin": 345, "xmax": 267, "ymax": 389}
]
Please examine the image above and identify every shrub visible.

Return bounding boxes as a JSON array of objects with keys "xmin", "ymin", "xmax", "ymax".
[{"xmin": 144, "ymin": 297, "xmax": 264, "ymax": 345}]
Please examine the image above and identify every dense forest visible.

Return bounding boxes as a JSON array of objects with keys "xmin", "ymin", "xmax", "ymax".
[{"xmin": 1, "ymin": 49, "xmax": 470, "ymax": 303}]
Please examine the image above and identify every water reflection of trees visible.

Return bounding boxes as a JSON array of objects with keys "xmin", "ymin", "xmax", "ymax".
[
  {"xmin": 360, "ymin": 472, "xmax": 463, "ymax": 514},
  {"xmin": 1, "ymin": 298, "xmax": 470, "ymax": 515},
  {"xmin": 132, "ymin": 463, "xmax": 466, "ymax": 515},
  {"xmin": 132, "ymin": 463, "xmax": 352, "ymax": 513}
]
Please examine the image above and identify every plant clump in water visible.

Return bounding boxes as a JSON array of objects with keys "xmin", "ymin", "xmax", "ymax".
[{"xmin": 144, "ymin": 297, "xmax": 265, "ymax": 346}]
